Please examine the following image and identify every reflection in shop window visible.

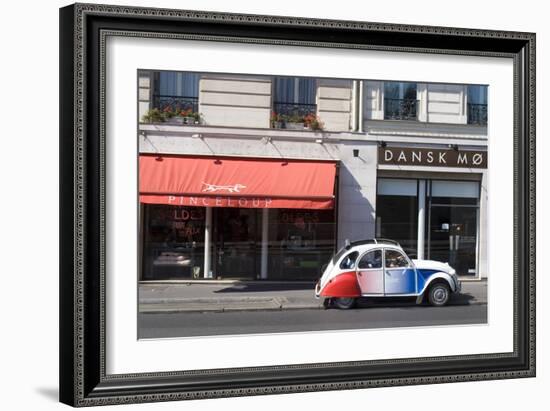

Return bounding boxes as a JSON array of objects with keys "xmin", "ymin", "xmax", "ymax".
[
  {"xmin": 428, "ymin": 180, "xmax": 480, "ymax": 276},
  {"xmin": 376, "ymin": 178, "xmax": 418, "ymax": 258},
  {"xmin": 214, "ymin": 208, "xmax": 260, "ymax": 279},
  {"xmin": 268, "ymin": 209, "xmax": 336, "ymax": 281},
  {"xmin": 142, "ymin": 205, "xmax": 205, "ymax": 280}
]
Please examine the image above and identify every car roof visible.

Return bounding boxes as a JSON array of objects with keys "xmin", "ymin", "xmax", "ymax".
[
  {"xmin": 332, "ymin": 239, "xmax": 404, "ymax": 263},
  {"xmin": 348, "ymin": 238, "xmax": 400, "ymax": 248},
  {"xmin": 346, "ymin": 242, "xmax": 403, "ymax": 254}
]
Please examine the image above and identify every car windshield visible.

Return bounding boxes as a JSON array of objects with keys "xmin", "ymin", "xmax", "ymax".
[{"xmin": 331, "ymin": 247, "xmax": 348, "ymax": 265}]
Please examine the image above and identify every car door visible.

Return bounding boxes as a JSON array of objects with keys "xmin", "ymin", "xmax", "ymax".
[
  {"xmin": 383, "ymin": 248, "xmax": 417, "ymax": 295},
  {"xmin": 356, "ymin": 249, "xmax": 384, "ymax": 294}
]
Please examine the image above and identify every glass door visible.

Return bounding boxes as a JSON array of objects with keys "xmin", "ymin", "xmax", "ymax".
[
  {"xmin": 375, "ymin": 178, "xmax": 419, "ymax": 258},
  {"xmin": 427, "ymin": 180, "xmax": 480, "ymax": 276},
  {"xmin": 214, "ymin": 208, "xmax": 260, "ymax": 279}
]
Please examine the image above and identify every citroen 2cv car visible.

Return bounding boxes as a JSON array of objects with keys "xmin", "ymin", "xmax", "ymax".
[{"xmin": 315, "ymin": 239, "xmax": 461, "ymax": 309}]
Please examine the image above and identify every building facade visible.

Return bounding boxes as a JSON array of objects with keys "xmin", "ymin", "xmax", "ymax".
[{"xmin": 138, "ymin": 70, "xmax": 488, "ymax": 282}]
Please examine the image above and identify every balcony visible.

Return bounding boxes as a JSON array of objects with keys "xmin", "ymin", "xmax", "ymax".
[
  {"xmin": 271, "ymin": 102, "xmax": 320, "ymax": 130},
  {"xmin": 152, "ymin": 94, "xmax": 199, "ymax": 112},
  {"xmin": 384, "ymin": 98, "xmax": 418, "ymax": 121},
  {"xmin": 467, "ymin": 103, "xmax": 488, "ymax": 125},
  {"xmin": 142, "ymin": 95, "xmax": 202, "ymax": 125}
]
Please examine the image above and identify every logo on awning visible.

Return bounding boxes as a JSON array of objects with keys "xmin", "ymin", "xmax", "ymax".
[{"xmin": 202, "ymin": 182, "xmax": 247, "ymax": 193}]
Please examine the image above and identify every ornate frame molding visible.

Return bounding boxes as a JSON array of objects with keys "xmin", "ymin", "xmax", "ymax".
[{"xmin": 60, "ymin": 3, "xmax": 535, "ymax": 407}]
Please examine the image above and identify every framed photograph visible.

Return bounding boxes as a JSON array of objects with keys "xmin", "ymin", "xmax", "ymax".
[{"xmin": 59, "ymin": 3, "xmax": 535, "ymax": 407}]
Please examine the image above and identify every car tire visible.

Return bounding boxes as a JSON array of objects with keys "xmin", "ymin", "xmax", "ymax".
[
  {"xmin": 428, "ymin": 282, "xmax": 451, "ymax": 306},
  {"xmin": 333, "ymin": 297, "xmax": 356, "ymax": 309}
]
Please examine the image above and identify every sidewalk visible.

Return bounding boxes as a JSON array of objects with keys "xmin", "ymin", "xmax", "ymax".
[{"xmin": 139, "ymin": 279, "xmax": 488, "ymax": 313}]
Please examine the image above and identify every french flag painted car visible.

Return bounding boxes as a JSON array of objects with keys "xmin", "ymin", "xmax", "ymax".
[{"xmin": 315, "ymin": 239, "xmax": 461, "ymax": 309}]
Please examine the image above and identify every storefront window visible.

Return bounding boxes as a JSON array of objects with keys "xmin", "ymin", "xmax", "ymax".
[
  {"xmin": 142, "ymin": 205, "xmax": 336, "ymax": 281},
  {"xmin": 428, "ymin": 180, "xmax": 479, "ymax": 276},
  {"xmin": 375, "ymin": 178, "xmax": 481, "ymax": 276},
  {"xmin": 141, "ymin": 205, "xmax": 205, "ymax": 280},
  {"xmin": 267, "ymin": 209, "xmax": 336, "ymax": 280},
  {"xmin": 376, "ymin": 179, "xmax": 419, "ymax": 258}
]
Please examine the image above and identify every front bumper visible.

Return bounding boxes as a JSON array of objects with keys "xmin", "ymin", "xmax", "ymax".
[
  {"xmin": 454, "ymin": 277, "xmax": 462, "ymax": 293},
  {"xmin": 315, "ymin": 282, "xmax": 321, "ymax": 299}
]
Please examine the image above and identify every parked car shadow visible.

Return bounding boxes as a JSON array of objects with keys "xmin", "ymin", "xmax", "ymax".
[
  {"xmin": 330, "ymin": 292, "xmax": 477, "ymax": 309},
  {"xmin": 214, "ymin": 282, "xmax": 316, "ymax": 293}
]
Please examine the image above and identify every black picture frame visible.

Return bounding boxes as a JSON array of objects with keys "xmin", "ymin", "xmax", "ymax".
[{"xmin": 59, "ymin": 3, "xmax": 536, "ymax": 407}]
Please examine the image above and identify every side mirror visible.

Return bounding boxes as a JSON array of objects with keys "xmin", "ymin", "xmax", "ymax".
[{"xmin": 344, "ymin": 239, "xmax": 351, "ymax": 249}]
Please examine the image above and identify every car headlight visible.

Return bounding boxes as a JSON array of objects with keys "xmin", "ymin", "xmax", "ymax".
[{"xmin": 445, "ymin": 263, "xmax": 456, "ymax": 276}]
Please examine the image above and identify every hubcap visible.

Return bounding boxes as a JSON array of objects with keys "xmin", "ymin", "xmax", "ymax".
[
  {"xmin": 335, "ymin": 297, "xmax": 355, "ymax": 308},
  {"xmin": 433, "ymin": 287, "xmax": 447, "ymax": 303}
]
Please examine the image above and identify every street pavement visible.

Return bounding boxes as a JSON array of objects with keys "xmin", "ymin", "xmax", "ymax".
[
  {"xmin": 139, "ymin": 279, "xmax": 487, "ymax": 314},
  {"xmin": 138, "ymin": 303, "xmax": 487, "ymax": 338}
]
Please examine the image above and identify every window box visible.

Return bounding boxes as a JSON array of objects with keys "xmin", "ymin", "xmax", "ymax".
[{"xmin": 285, "ymin": 121, "xmax": 308, "ymax": 130}]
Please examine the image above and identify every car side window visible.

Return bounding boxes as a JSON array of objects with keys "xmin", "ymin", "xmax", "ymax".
[
  {"xmin": 357, "ymin": 250, "xmax": 382, "ymax": 269},
  {"xmin": 339, "ymin": 251, "xmax": 359, "ymax": 269},
  {"xmin": 384, "ymin": 249, "xmax": 410, "ymax": 268}
]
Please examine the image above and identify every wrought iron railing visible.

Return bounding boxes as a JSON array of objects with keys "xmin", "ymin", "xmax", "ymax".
[
  {"xmin": 384, "ymin": 98, "xmax": 418, "ymax": 121},
  {"xmin": 467, "ymin": 103, "xmax": 488, "ymax": 125},
  {"xmin": 152, "ymin": 94, "xmax": 199, "ymax": 112},
  {"xmin": 272, "ymin": 101, "xmax": 317, "ymax": 120}
]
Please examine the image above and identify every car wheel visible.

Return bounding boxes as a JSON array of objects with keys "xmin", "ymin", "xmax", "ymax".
[
  {"xmin": 333, "ymin": 297, "xmax": 356, "ymax": 309},
  {"xmin": 428, "ymin": 282, "xmax": 451, "ymax": 306},
  {"xmin": 322, "ymin": 298, "xmax": 332, "ymax": 309}
]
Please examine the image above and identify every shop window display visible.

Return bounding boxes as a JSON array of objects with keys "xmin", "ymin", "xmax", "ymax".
[
  {"xmin": 268, "ymin": 209, "xmax": 336, "ymax": 280},
  {"xmin": 142, "ymin": 205, "xmax": 205, "ymax": 280}
]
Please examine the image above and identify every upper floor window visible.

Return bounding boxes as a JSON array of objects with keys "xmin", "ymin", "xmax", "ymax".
[
  {"xmin": 272, "ymin": 77, "xmax": 317, "ymax": 120},
  {"xmin": 467, "ymin": 85, "xmax": 488, "ymax": 126},
  {"xmin": 153, "ymin": 71, "xmax": 200, "ymax": 113},
  {"xmin": 384, "ymin": 82, "xmax": 418, "ymax": 121}
]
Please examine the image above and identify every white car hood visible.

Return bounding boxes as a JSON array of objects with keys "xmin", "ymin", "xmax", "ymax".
[{"xmin": 412, "ymin": 259, "xmax": 453, "ymax": 273}]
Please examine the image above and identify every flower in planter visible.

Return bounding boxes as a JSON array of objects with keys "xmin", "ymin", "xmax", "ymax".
[
  {"xmin": 162, "ymin": 106, "xmax": 176, "ymax": 119},
  {"xmin": 141, "ymin": 108, "xmax": 165, "ymax": 123},
  {"xmin": 304, "ymin": 113, "xmax": 324, "ymax": 131},
  {"xmin": 177, "ymin": 108, "xmax": 202, "ymax": 124},
  {"xmin": 270, "ymin": 111, "xmax": 284, "ymax": 128},
  {"xmin": 287, "ymin": 113, "xmax": 305, "ymax": 124}
]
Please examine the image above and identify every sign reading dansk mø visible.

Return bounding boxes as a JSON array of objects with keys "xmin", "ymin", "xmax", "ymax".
[{"xmin": 378, "ymin": 146, "xmax": 487, "ymax": 168}]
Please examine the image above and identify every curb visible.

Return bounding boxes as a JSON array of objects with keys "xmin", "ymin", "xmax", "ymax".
[
  {"xmin": 139, "ymin": 304, "xmax": 325, "ymax": 314},
  {"xmin": 139, "ymin": 280, "xmax": 316, "ymax": 285},
  {"xmin": 138, "ymin": 299, "xmax": 486, "ymax": 314}
]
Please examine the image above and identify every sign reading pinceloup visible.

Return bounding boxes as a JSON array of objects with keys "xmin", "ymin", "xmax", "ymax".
[
  {"xmin": 139, "ymin": 155, "xmax": 338, "ymax": 209},
  {"xmin": 378, "ymin": 146, "xmax": 487, "ymax": 168}
]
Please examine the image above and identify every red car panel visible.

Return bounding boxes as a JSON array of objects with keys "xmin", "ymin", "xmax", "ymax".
[{"xmin": 319, "ymin": 271, "xmax": 361, "ymax": 298}]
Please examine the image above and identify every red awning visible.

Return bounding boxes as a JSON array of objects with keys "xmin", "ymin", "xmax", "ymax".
[{"xmin": 139, "ymin": 155, "xmax": 337, "ymax": 209}]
